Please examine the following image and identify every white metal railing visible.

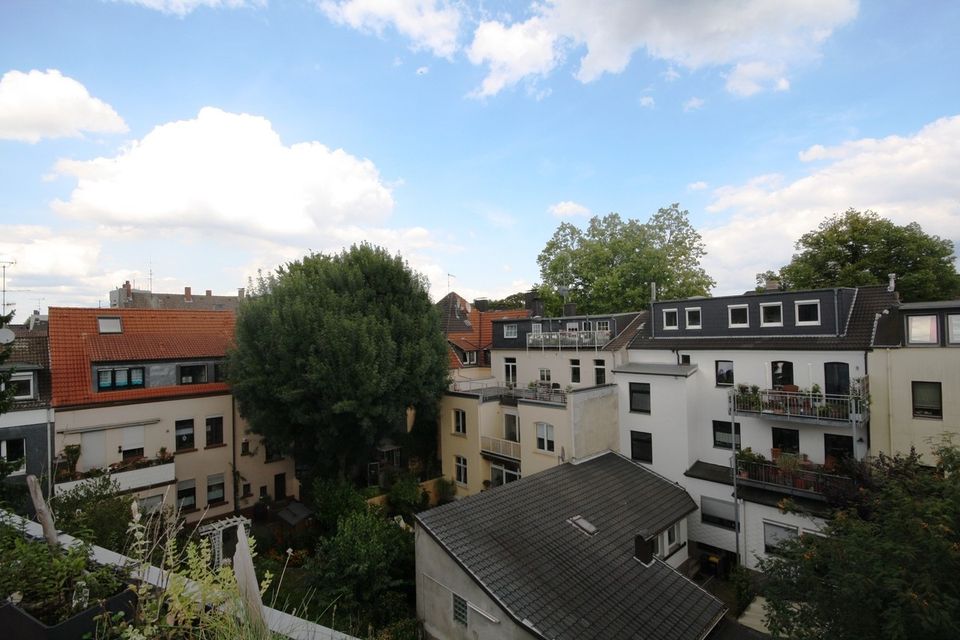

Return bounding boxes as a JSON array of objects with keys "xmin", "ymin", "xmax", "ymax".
[
  {"xmin": 526, "ymin": 329, "xmax": 612, "ymax": 349},
  {"xmin": 730, "ymin": 387, "xmax": 868, "ymax": 426},
  {"xmin": 480, "ymin": 435, "xmax": 521, "ymax": 459}
]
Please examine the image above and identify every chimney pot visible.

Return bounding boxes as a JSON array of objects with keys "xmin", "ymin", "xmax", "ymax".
[
  {"xmin": 184, "ymin": 286, "xmax": 192, "ymax": 301},
  {"xmin": 206, "ymin": 289, "xmax": 212, "ymax": 297},
  {"xmin": 563, "ymin": 302, "xmax": 577, "ymax": 317},
  {"xmin": 887, "ymin": 273, "xmax": 896, "ymax": 292}
]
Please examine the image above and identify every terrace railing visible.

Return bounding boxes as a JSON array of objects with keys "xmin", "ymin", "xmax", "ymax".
[{"xmin": 526, "ymin": 329, "xmax": 612, "ymax": 350}]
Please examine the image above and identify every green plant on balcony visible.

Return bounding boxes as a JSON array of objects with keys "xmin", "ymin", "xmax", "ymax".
[
  {"xmin": 735, "ymin": 384, "xmax": 762, "ymax": 411},
  {"xmin": 738, "ymin": 447, "xmax": 766, "ymax": 465}
]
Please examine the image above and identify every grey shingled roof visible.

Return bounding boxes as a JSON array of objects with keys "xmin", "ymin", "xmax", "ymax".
[
  {"xmin": 628, "ymin": 285, "xmax": 898, "ymax": 351},
  {"xmin": 416, "ymin": 452, "xmax": 726, "ymax": 640}
]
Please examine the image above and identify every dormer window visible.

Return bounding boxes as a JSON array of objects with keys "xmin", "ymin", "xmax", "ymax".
[
  {"xmin": 504, "ymin": 324, "xmax": 518, "ymax": 339},
  {"xmin": 907, "ymin": 315, "xmax": 938, "ymax": 344},
  {"xmin": 760, "ymin": 302, "xmax": 783, "ymax": 327},
  {"xmin": 97, "ymin": 317, "xmax": 122, "ymax": 334},
  {"xmin": 685, "ymin": 308, "xmax": 701, "ymax": 329},
  {"xmin": 728, "ymin": 305, "xmax": 749, "ymax": 328},
  {"xmin": 97, "ymin": 366, "xmax": 145, "ymax": 391},
  {"xmin": 795, "ymin": 300, "xmax": 821, "ymax": 326},
  {"xmin": 179, "ymin": 364, "xmax": 208, "ymax": 385},
  {"xmin": 663, "ymin": 309, "xmax": 679, "ymax": 330},
  {"xmin": 7, "ymin": 372, "xmax": 35, "ymax": 400}
]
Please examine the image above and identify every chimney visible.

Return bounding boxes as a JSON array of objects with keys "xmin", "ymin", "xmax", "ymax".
[
  {"xmin": 525, "ymin": 290, "xmax": 544, "ymax": 317},
  {"xmin": 474, "ymin": 298, "xmax": 490, "ymax": 312},
  {"xmin": 238, "ymin": 288, "xmax": 245, "ymax": 299},
  {"xmin": 634, "ymin": 534, "xmax": 653, "ymax": 565},
  {"xmin": 887, "ymin": 273, "xmax": 896, "ymax": 293},
  {"xmin": 205, "ymin": 289, "xmax": 212, "ymax": 297},
  {"xmin": 765, "ymin": 277, "xmax": 781, "ymax": 291},
  {"xmin": 184, "ymin": 286, "xmax": 192, "ymax": 302},
  {"xmin": 123, "ymin": 280, "xmax": 132, "ymax": 302},
  {"xmin": 563, "ymin": 302, "xmax": 577, "ymax": 317}
]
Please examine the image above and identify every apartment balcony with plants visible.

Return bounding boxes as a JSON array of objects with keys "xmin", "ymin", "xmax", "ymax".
[
  {"xmin": 735, "ymin": 448, "xmax": 854, "ymax": 502},
  {"xmin": 729, "ymin": 380, "xmax": 869, "ymax": 428},
  {"xmin": 53, "ymin": 444, "xmax": 176, "ymax": 495}
]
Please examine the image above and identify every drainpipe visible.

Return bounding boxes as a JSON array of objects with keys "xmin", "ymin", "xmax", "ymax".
[
  {"xmin": 46, "ymin": 407, "xmax": 53, "ymax": 501},
  {"xmin": 231, "ymin": 395, "xmax": 239, "ymax": 515},
  {"xmin": 834, "ymin": 289, "xmax": 840, "ymax": 336}
]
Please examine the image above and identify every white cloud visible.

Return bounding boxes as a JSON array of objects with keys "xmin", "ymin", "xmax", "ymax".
[
  {"xmin": 52, "ymin": 107, "xmax": 394, "ymax": 238},
  {"xmin": 683, "ymin": 97, "xmax": 704, "ymax": 111},
  {"xmin": 467, "ymin": 17, "xmax": 560, "ymax": 98},
  {"xmin": 416, "ymin": 66, "xmax": 430, "ymax": 75},
  {"xmin": 548, "ymin": 200, "xmax": 591, "ymax": 218},
  {"xmin": 639, "ymin": 96, "xmax": 655, "ymax": 108},
  {"xmin": 114, "ymin": 0, "xmax": 264, "ymax": 17},
  {"xmin": 687, "ymin": 181, "xmax": 708, "ymax": 191},
  {"xmin": 0, "ymin": 69, "xmax": 127, "ymax": 143},
  {"xmin": 701, "ymin": 114, "xmax": 960, "ymax": 294},
  {"xmin": 320, "ymin": 0, "xmax": 461, "ymax": 58},
  {"xmin": 467, "ymin": 0, "xmax": 857, "ymax": 96},
  {"xmin": 661, "ymin": 66, "xmax": 680, "ymax": 82}
]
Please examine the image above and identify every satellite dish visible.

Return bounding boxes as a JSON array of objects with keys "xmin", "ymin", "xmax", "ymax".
[{"xmin": 0, "ymin": 328, "xmax": 14, "ymax": 344}]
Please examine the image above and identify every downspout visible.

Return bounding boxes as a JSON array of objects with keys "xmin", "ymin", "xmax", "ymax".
[
  {"xmin": 833, "ymin": 289, "xmax": 840, "ymax": 336},
  {"xmin": 886, "ymin": 348, "xmax": 894, "ymax": 454},
  {"xmin": 46, "ymin": 407, "xmax": 53, "ymax": 501},
  {"xmin": 232, "ymin": 395, "xmax": 239, "ymax": 515}
]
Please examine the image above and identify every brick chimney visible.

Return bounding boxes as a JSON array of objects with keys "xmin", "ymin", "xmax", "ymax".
[
  {"xmin": 238, "ymin": 288, "xmax": 245, "ymax": 299},
  {"xmin": 205, "ymin": 289, "xmax": 212, "ymax": 297},
  {"xmin": 184, "ymin": 286, "xmax": 192, "ymax": 302},
  {"xmin": 123, "ymin": 280, "xmax": 132, "ymax": 302}
]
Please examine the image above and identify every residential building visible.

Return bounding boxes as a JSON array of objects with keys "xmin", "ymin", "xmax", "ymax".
[
  {"xmin": 436, "ymin": 292, "xmax": 530, "ymax": 382},
  {"xmin": 439, "ymin": 306, "xmax": 642, "ymax": 495},
  {"xmin": 48, "ymin": 307, "xmax": 297, "ymax": 522},
  {"xmin": 110, "ymin": 281, "xmax": 241, "ymax": 311},
  {"xmin": 617, "ymin": 284, "xmax": 898, "ymax": 570},
  {"xmin": 869, "ymin": 299, "xmax": 960, "ymax": 460},
  {"xmin": 0, "ymin": 313, "xmax": 53, "ymax": 487},
  {"xmin": 415, "ymin": 451, "xmax": 726, "ymax": 640}
]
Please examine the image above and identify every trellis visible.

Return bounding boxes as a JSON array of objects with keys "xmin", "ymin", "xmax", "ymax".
[{"xmin": 198, "ymin": 515, "xmax": 251, "ymax": 566}]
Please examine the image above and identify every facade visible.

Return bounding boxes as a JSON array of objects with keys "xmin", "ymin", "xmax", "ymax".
[
  {"xmin": 110, "ymin": 281, "xmax": 241, "ymax": 311},
  {"xmin": 617, "ymin": 284, "xmax": 898, "ymax": 570},
  {"xmin": 415, "ymin": 452, "xmax": 725, "ymax": 640},
  {"xmin": 869, "ymin": 299, "xmax": 960, "ymax": 460},
  {"xmin": 48, "ymin": 307, "xmax": 297, "ymax": 522},
  {"xmin": 436, "ymin": 292, "xmax": 530, "ymax": 382},
  {"xmin": 439, "ymin": 309, "xmax": 641, "ymax": 496},
  {"xmin": 0, "ymin": 315, "xmax": 53, "ymax": 488}
]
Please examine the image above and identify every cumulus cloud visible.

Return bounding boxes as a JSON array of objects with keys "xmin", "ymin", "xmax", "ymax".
[
  {"xmin": 0, "ymin": 69, "xmax": 127, "ymax": 143},
  {"xmin": 467, "ymin": 0, "xmax": 857, "ymax": 97},
  {"xmin": 701, "ymin": 114, "xmax": 960, "ymax": 294},
  {"xmin": 114, "ymin": 0, "xmax": 264, "ymax": 17},
  {"xmin": 467, "ymin": 17, "xmax": 560, "ymax": 98},
  {"xmin": 548, "ymin": 200, "xmax": 591, "ymax": 218},
  {"xmin": 639, "ymin": 96, "xmax": 655, "ymax": 108},
  {"xmin": 683, "ymin": 97, "xmax": 704, "ymax": 111},
  {"xmin": 320, "ymin": 0, "xmax": 461, "ymax": 58},
  {"xmin": 52, "ymin": 107, "xmax": 394, "ymax": 238},
  {"xmin": 687, "ymin": 181, "xmax": 708, "ymax": 191}
]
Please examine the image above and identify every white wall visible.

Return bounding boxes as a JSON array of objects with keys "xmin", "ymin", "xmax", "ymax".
[{"xmin": 740, "ymin": 501, "xmax": 826, "ymax": 571}]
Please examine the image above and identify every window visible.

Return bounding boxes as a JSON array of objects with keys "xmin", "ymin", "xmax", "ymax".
[
  {"xmin": 213, "ymin": 362, "xmax": 227, "ymax": 382},
  {"xmin": 96, "ymin": 366, "xmax": 145, "ymax": 391},
  {"xmin": 241, "ymin": 440, "xmax": 250, "ymax": 455},
  {"xmin": 536, "ymin": 422, "xmax": 555, "ymax": 452},
  {"xmin": 179, "ymin": 364, "xmax": 208, "ymax": 385},
  {"xmin": 97, "ymin": 317, "xmax": 122, "ymax": 333},
  {"xmin": 138, "ymin": 494, "xmax": 163, "ymax": 514},
  {"xmin": 594, "ymin": 359, "xmax": 605, "ymax": 385},
  {"xmin": 465, "ymin": 351, "xmax": 477, "ymax": 365},
  {"xmin": 795, "ymin": 300, "xmax": 820, "ymax": 326},
  {"xmin": 701, "ymin": 497, "xmax": 737, "ymax": 530},
  {"xmin": 663, "ymin": 309, "xmax": 679, "ymax": 330},
  {"xmin": 175, "ymin": 419, "xmax": 195, "ymax": 451},
  {"xmin": 728, "ymin": 304, "xmax": 749, "ymax": 328},
  {"xmin": 207, "ymin": 473, "xmax": 225, "ymax": 504},
  {"xmin": 8, "ymin": 372, "xmax": 35, "ymax": 400},
  {"xmin": 455, "ymin": 455, "xmax": 468, "ymax": 485},
  {"xmin": 504, "ymin": 324, "xmax": 518, "ymax": 338},
  {"xmin": 948, "ymin": 315, "xmax": 960, "ymax": 344},
  {"xmin": 715, "ymin": 360, "xmax": 734, "ymax": 386},
  {"xmin": 907, "ymin": 315, "xmax": 938, "ymax": 344},
  {"xmin": 685, "ymin": 307, "xmax": 701, "ymax": 329},
  {"xmin": 666, "ymin": 522, "xmax": 680, "ymax": 550},
  {"xmin": 595, "ymin": 320, "xmax": 610, "ymax": 333},
  {"xmin": 772, "ymin": 427, "xmax": 800, "ymax": 454},
  {"xmin": 764, "ymin": 521, "xmax": 798, "ymax": 554},
  {"xmin": 772, "ymin": 361, "xmax": 794, "ymax": 387},
  {"xmin": 531, "ymin": 323, "xmax": 542, "ymax": 334},
  {"xmin": 122, "ymin": 447, "xmax": 144, "ymax": 461},
  {"xmin": 177, "ymin": 479, "xmax": 196, "ymax": 510},
  {"xmin": 581, "ymin": 320, "xmax": 592, "ymax": 331},
  {"xmin": 453, "ymin": 409, "xmax": 466, "ymax": 435},
  {"xmin": 680, "ymin": 354, "xmax": 691, "ymax": 364},
  {"xmin": 0, "ymin": 438, "xmax": 25, "ymax": 474},
  {"xmin": 760, "ymin": 302, "xmax": 783, "ymax": 327},
  {"xmin": 539, "ymin": 368, "xmax": 551, "ymax": 383},
  {"xmin": 504, "ymin": 357, "xmax": 516, "ymax": 386},
  {"xmin": 205, "ymin": 416, "xmax": 224, "ymax": 446},
  {"xmin": 242, "ymin": 482, "xmax": 252, "ymax": 497},
  {"xmin": 490, "ymin": 462, "xmax": 521, "ymax": 487},
  {"xmin": 453, "ymin": 594, "xmax": 468, "ymax": 626},
  {"xmin": 912, "ymin": 381, "xmax": 942, "ymax": 418},
  {"xmin": 570, "ymin": 358, "xmax": 580, "ymax": 383},
  {"xmin": 712, "ymin": 420, "xmax": 741, "ymax": 450},
  {"xmin": 121, "ymin": 425, "xmax": 144, "ymax": 460},
  {"xmin": 264, "ymin": 440, "xmax": 283, "ymax": 462},
  {"xmin": 504, "ymin": 414, "xmax": 519, "ymax": 442},
  {"xmin": 629, "ymin": 382, "xmax": 650, "ymax": 413},
  {"xmin": 824, "ymin": 362, "xmax": 850, "ymax": 396},
  {"xmin": 630, "ymin": 431, "xmax": 652, "ymax": 463}
]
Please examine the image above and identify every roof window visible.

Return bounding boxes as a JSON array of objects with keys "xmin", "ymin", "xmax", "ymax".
[
  {"xmin": 97, "ymin": 317, "xmax": 122, "ymax": 334},
  {"xmin": 569, "ymin": 515, "xmax": 598, "ymax": 536}
]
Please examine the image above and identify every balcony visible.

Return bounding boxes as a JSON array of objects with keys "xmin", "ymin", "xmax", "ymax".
[
  {"xmin": 729, "ymin": 384, "xmax": 868, "ymax": 427},
  {"xmin": 449, "ymin": 381, "xmax": 568, "ymax": 406},
  {"xmin": 526, "ymin": 329, "xmax": 611, "ymax": 350},
  {"xmin": 737, "ymin": 457, "xmax": 853, "ymax": 502},
  {"xmin": 55, "ymin": 456, "xmax": 176, "ymax": 495},
  {"xmin": 480, "ymin": 435, "xmax": 521, "ymax": 460}
]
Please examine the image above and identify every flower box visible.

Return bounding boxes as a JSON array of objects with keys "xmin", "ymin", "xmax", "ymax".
[{"xmin": 0, "ymin": 586, "xmax": 136, "ymax": 640}]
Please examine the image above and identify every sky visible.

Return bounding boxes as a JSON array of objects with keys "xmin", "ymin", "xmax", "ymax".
[{"xmin": 1, "ymin": 0, "xmax": 958, "ymax": 315}]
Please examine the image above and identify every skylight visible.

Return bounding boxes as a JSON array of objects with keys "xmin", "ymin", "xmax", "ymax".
[
  {"xmin": 97, "ymin": 317, "xmax": 122, "ymax": 334},
  {"xmin": 569, "ymin": 515, "xmax": 597, "ymax": 536}
]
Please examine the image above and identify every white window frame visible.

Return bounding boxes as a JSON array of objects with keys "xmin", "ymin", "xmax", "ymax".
[
  {"xmin": 0, "ymin": 438, "xmax": 26, "ymax": 475},
  {"xmin": 795, "ymin": 300, "xmax": 821, "ymax": 326},
  {"xmin": 504, "ymin": 324, "xmax": 518, "ymax": 339},
  {"xmin": 662, "ymin": 308, "xmax": 679, "ymax": 330},
  {"xmin": 536, "ymin": 422, "xmax": 555, "ymax": 453},
  {"xmin": 760, "ymin": 302, "xmax": 783, "ymax": 327},
  {"xmin": 728, "ymin": 304, "xmax": 749, "ymax": 328},
  {"xmin": 539, "ymin": 368, "xmax": 551, "ymax": 383},
  {"xmin": 8, "ymin": 371, "xmax": 35, "ymax": 400},
  {"xmin": 464, "ymin": 351, "xmax": 477, "ymax": 365},
  {"xmin": 581, "ymin": 320, "xmax": 592, "ymax": 331},
  {"xmin": 503, "ymin": 413, "xmax": 519, "ymax": 442},
  {"xmin": 666, "ymin": 522, "xmax": 680, "ymax": 551},
  {"xmin": 595, "ymin": 320, "xmax": 610, "ymax": 332},
  {"xmin": 531, "ymin": 323, "xmax": 542, "ymax": 334},
  {"xmin": 453, "ymin": 409, "xmax": 467, "ymax": 435},
  {"xmin": 97, "ymin": 317, "xmax": 122, "ymax": 334},
  {"xmin": 137, "ymin": 494, "xmax": 163, "ymax": 514},
  {"xmin": 455, "ymin": 455, "xmax": 468, "ymax": 485},
  {"xmin": 763, "ymin": 520, "xmax": 799, "ymax": 554},
  {"xmin": 206, "ymin": 473, "xmax": 225, "ymax": 504},
  {"xmin": 685, "ymin": 307, "xmax": 702, "ymax": 330},
  {"xmin": 906, "ymin": 314, "xmax": 939, "ymax": 345},
  {"xmin": 948, "ymin": 314, "xmax": 960, "ymax": 345}
]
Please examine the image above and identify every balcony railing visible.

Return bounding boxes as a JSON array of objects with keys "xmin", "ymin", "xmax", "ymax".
[
  {"xmin": 730, "ymin": 386, "xmax": 867, "ymax": 426},
  {"xmin": 737, "ymin": 458, "xmax": 853, "ymax": 501},
  {"xmin": 449, "ymin": 381, "xmax": 568, "ymax": 406},
  {"xmin": 55, "ymin": 458, "xmax": 176, "ymax": 495},
  {"xmin": 481, "ymin": 435, "xmax": 522, "ymax": 460},
  {"xmin": 526, "ymin": 329, "xmax": 612, "ymax": 350}
]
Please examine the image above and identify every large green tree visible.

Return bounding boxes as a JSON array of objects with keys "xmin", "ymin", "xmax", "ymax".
[
  {"xmin": 537, "ymin": 204, "xmax": 714, "ymax": 313},
  {"xmin": 229, "ymin": 244, "xmax": 449, "ymax": 479},
  {"xmin": 760, "ymin": 443, "xmax": 960, "ymax": 640},
  {"xmin": 773, "ymin": 209, "xmax": 960, "ymax": 302}
]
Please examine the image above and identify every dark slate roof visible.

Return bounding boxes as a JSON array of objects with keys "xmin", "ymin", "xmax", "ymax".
[
  {"xmin": 603, "ymin": 311, "xmax": 649, "ymax": 352},
  {"xmin": 436, "ymin": 292, "xmax": 473, "ymax": 334},
  {"xmin": 4, "ymin": 323, "xmax": 52, "ymax": 409},
  {"xmin": 628, "ymin": 285, "xmax": 898, "ymax": 351},
  {"xmin": 416, "ymin": 451, "xmax": 726, "ymax": 640}
]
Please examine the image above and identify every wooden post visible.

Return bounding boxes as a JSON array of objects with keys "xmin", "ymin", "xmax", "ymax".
[
  {"xmin": 232, "ymin": 523, "xmax": 266, "ymax": 634},
  {"xmin": 26, "ymin": 474, "xmax": 59, "ymax": 551}
]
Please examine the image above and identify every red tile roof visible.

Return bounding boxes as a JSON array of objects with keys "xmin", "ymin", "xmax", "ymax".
[
  {"xmin": 444, "ymin": 304, "xmax": 530, "ymax": 368},
  {"xmin": 48, "ymin": 307, "xmax": 235, "ymax": 408}
]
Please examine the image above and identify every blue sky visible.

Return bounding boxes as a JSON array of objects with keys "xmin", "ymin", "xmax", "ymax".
[{"xmin": 1, "ymin": 0, "xmax": 958, "ymax": 314}]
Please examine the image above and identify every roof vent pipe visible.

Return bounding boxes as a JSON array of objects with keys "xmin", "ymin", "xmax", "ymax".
[{"xmin": 887, "ymin": 273, "xmax": 896, "ymax": 292}]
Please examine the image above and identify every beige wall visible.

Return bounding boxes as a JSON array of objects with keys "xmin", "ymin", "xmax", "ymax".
[
  {"xmin": 234, "ymin": 413, "xmax": 299, "ymax": 513},
  {"xmin": 439, "ymin": 394, "xmax": 485, "ymax": 495},
  {"xmin": 491, "ymin": 349, "xmax": 612, "ymax": 390},
  {"xmin": 570, "ymin": 385, "xmax": 619, "ymax": 459},
  {"xmin": 869, "ymin": 348, "xmax": 960, "ymax": 461}
]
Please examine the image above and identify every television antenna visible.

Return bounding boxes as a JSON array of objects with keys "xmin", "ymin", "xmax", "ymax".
[{"xmin": 0, "ymin": 260, "xmax": 15, "ymax": 314}]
